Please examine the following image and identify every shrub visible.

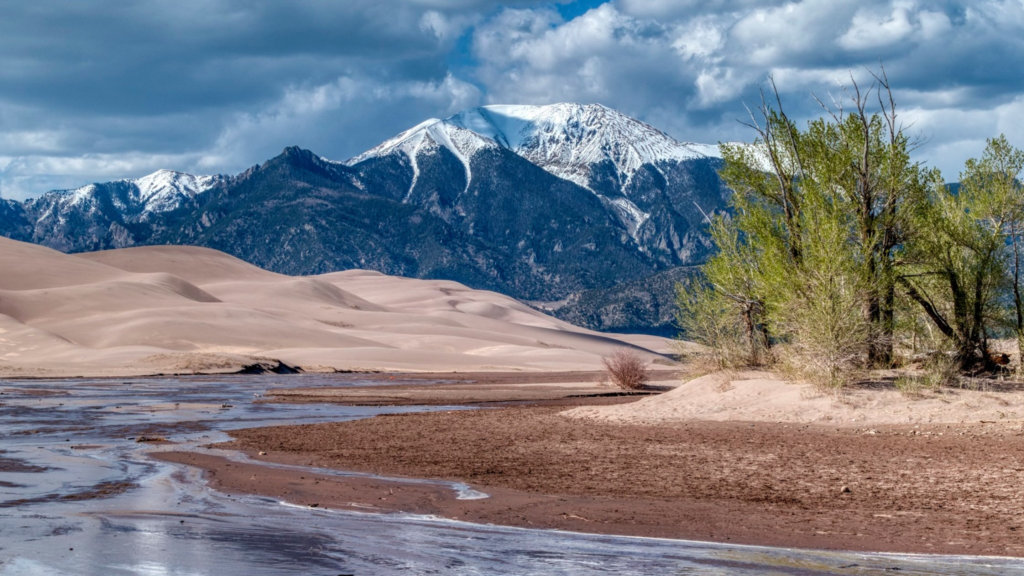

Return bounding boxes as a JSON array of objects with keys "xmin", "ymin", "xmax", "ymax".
[
  {"xmin": 602, "ymin": 349, "xmax": 651, "ymax": 391},
  {"xmin": 675, "ymin": 282, "xmax": 756, "ymax": 369},
  {"xmin": 894, "ymin": 375, "xmax": 925, "ymax": 397},
  {"xmin": 923, "ymin": 352, "xmax": 960, "ymax": 388},
  {"xmin": 895, "ymin": 351, "xmax": 959, "ymax": 397}
]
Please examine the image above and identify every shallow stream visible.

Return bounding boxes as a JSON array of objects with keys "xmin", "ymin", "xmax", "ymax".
[{"xmin": 0, "ymin": 375, "xmax": 1020, "ymax": 575}]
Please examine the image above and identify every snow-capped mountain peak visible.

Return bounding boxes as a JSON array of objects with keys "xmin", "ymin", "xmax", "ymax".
[
  {"xmin": 347, "ymin": 118, "xmax": 498, "ymax": 167},
  {"xmin": 130, "ymin": 169, "xmax": 222, "ymax": 213},
  {"xmin": 33, "ymin": 169, "xmax": 223, "ymax": 229},
  {"xmin": 453, "ymin": 103, "xmax": 717, "ymax": 187},
  {"xmin": 347, "ymin": 102, "xmax": 718, "ymax": 191},
  {"xmin": 343, "ymin": 103, "xmax": 722, "ymax": 242},
  {"xmin": 347, "ymin": 118, "xmax": 499, "ymax": 200}
]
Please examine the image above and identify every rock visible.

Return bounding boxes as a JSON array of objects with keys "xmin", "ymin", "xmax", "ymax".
[
  {"xmin": 840, "ymin": 486, "xmax": 852, "ymax": 494},
  {"xmin": 258, "ymin": 451, "xmax": 267, "ymax": 456}
]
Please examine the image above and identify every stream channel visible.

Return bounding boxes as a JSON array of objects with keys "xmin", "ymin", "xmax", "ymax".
[{"xmin": 0, "ymin": 375, "xmax": 1021, "ymax": 575}]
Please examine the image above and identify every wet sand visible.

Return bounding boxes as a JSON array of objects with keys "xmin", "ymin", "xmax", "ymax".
[
  {"xmin": 265, "ymin": 371, "xmax": 672, "ymax": 406},
  {"xmin": 164, "ymin": 398, "xmax": 1024, "ymax": 557}
]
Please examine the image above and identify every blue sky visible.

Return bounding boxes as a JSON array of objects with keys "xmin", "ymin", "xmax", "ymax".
[{"xmin": 1, "ymin": 0, "xmax": 1022, "ymax": 199}]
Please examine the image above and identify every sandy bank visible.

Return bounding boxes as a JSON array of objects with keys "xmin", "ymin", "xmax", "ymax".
[{"xmin": 564, "ymin": 371, "xmax": 1024, "ymax": 426}]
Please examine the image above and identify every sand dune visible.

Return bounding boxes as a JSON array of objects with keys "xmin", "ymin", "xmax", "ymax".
[
  {"xmin": 0, "ymin": 238, "xmax": 675, "ymax": 377},
  {"xmin": 564, "ymin": 371, "xmax": 1024, "ymax": 426}
]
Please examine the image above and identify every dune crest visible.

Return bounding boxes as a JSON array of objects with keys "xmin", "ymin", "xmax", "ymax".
[{"xmin": 0, "ymin": 238, "xmax": 673, "ymax": 377}]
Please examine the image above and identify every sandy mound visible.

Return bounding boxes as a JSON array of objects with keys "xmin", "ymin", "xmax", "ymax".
[
  {"xmin": 563, "ymin": 371, "xmax": 1024, "ymax": 426},
  {"xmin": 0, "ymin": 238, "xmax": 675, "ymax": 377}
]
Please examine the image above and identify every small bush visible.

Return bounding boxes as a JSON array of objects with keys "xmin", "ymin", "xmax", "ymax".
[
  {"xmin": 894, "ymin": 375, "xmax": 926, "ymax": 397},
  {"xmin": 775, "ymin": 345, "xmax": 860, "ymax": 396},
  {"xmin": 602, "ymin": 349, "xmax": 651, "ymax": 391},
  {"xmin": 895, "ymin": 352, "xmax": 959, "ymax": 397},
  {"xmin": 922, "ymin": 353, "xmax": 960, "ymax": 388},
  {"xmin": 675, "ymin": 282, "xmax": 760, "ymax": 369}
]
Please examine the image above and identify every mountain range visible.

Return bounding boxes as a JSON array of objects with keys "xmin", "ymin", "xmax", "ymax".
[{"xmin": 0, "ymin": 103, "xmax": 729, "ymax": 335}]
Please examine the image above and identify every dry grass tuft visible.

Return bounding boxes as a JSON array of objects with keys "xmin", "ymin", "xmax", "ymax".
[{"xmin": 602, "ymin": 349, "xmax": 651, "ymax": 391}]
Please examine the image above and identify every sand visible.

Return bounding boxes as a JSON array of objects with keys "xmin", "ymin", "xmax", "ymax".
[
  {"xmin": 0, "ymin": 238, "xmax": 675, "ymax": 378},
  {"xmin": 185, "ymin": 403, "xmax": 1024, "ymax": 556},
  {"xmin": 564, "ymin": 370, "xmax": 1024, "ymax": 426},
  {"xmin": 264, "ymin": 370, "xmax": 679, "ymax": 405}
]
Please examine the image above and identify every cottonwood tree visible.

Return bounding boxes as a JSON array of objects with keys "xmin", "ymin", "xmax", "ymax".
[
  {"xmin": 677, "ymin": 215, "xmax": 769, "ymax": 367},
  {"xmin": 698, "ymin": 73, "xmax": 926, "ymax": 381},
  {"xmin": 901, "ymin": 136, "xmax": 1024, "ymax": 368},
  {"xmin": 681, "ymin": 72, "xmax": 1024, "ymax": 380}
]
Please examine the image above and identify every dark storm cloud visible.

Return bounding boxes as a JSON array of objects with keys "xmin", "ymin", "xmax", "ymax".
[
  {"xmin": 0, "ymin": 2, "xmax": 444, "ymax": 115},
  {"xmin": 0, "ymin": 0, "xmax": 560, "ymax": 198},
  {"xmin": 1, "ymin": 0, "xmax": 1023, "ymax": 200}
]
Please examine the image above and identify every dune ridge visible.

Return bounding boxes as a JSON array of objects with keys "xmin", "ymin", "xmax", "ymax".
[{"xmin": 0, "ymin": 238, "xmax": 673, "ymax": 377}]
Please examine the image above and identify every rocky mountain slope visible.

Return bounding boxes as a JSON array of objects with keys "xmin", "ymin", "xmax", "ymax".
[
  {"xmin": 348, "ymin": 104, "xmax": 726, "ymax": 268},
  {"xmin": 0, "ymin": 103, "xmax": 729, "ymax": 334}
]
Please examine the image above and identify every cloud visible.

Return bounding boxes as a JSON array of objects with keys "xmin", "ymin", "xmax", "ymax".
[
  {"xmin": 467, "ymin": 0, "xmax": 1024, "ymax": 179},
  {"xmin": 200, "ymin": 74, "xmax": 482, "ymax": 170},
  {"xmin": 3, "ymin": 0, "xmax": 1024, "ymax": 200},
  {"xmin": 0, "ymin": 74, "xmax": 483, "ymax": 199},
  {"xmin": 1, "ymin": 152, "xmax": 204, "ymax": 201},
  {"xmin": 0, "ymin": 0, "xmax": 504, "ymax": 199},
  {"xmin": 838, "ymin": 4, "xmax": 947, "ymax": 50}
]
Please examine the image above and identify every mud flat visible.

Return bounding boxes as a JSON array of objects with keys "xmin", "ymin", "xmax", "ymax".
[
  {"xmin": 169, "ymin": 388, "xmax": 1024, "ymax": 557},
  {"xmin": 264, "ymin": 370, "xmax": 677, "ymax": 406}
]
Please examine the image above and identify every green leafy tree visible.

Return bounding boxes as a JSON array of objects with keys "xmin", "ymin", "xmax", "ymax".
[
  {"xmin": 677, "ymin": 214, "xmax": 769, "ymax": 367},
  {"xmin": 681, "ymin": 72, "xmax": 1024, "ymax": 380},
  {"xmin": 698, "ymin": 74, "xmax": 927, "ymax": 379},
  {"xmin": 901, "ymin": 136, "xmax": 1024, "ymax": 368}
]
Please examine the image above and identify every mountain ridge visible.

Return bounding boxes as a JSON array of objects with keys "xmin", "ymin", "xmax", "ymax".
[{"xmin": 0, "ymin": 103, "xmax": 730, "ymax": 334}]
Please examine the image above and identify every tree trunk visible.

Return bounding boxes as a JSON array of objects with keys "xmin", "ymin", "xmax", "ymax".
[
  {"xmin": 1013, "ymin": 224, "xmax": 1024, "ymax": 362},
  {"xmin": 899, "ymin": 277, "xmax": 955, "ymax": 340}
]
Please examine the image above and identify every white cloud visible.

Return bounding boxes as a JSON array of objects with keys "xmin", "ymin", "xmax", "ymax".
[
  {"xmin": 0, "ymin": 152, "xmax": 203, "ymax": 201},
  {"xmin": 202, "ymin": 74, "xmax": 482, "ymax": 169},
  {"xmin": 838, "ymin": 3, "xmax": 916, "ymax": 50},
  {"xmin": 672, "ymin": 19, "xmax": 725, "ymax": 61},
  {"xmin": 466, "ymin": 0, "xmax": 1024, "ymax": 177},
  {"xmin": 3, "ymin": 0, "xmax": 1024, "ymax": 201},
  {"xmin": 900, "ymin": 96, "xmax": 1024, "ymax": 179},
  {"xmin": 917, "ymin": 10, "xmax": 953, "ymax": 39},
  {"xmin": 0, "ymin": 74, "xmax": 483, "ymax": 200},
  {"xmin": 694, "ymin": 68, "xmax": 745, "ymax": 108},
  {"xmin": 420, "ymin": 10, "xmax": 480, "ymax": 42}
]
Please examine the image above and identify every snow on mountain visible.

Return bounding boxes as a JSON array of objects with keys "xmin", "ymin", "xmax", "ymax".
[
  {"xmin": 347, "ymin": 118, "xmax": 499, "ymax": 200},
  {"xmin": 346, "ymin": 103, "xmax": 720, "ymax": 237},
  {"xmin": 349, "ymin": 102, "xmax": 718, "ymax": 187},
  {"xmin": 447, "ymin": 103, "xmax": 718, "ymax": 187},
  {"xmin": 131, "ymin": 170, "xmax": 222, "ymax": 214},
  {"xmin": 40, "ymin": 169, "xmax": 221, "ymax": 222}
]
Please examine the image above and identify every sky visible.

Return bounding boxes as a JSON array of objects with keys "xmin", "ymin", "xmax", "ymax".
[{"xmin": 1, "ymin": 0, "xmax": 1022, "ymax": 200}]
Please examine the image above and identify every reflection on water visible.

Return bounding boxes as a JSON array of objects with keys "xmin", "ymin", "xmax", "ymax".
[{"xmin": 0, "ymin": 375, "xmax": 1020, "ymax": 575}]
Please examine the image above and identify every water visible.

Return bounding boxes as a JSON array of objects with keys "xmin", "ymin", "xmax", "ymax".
[{"xmin": 0, "ymin": 375, "xmax": 1019, "ymax": 575}]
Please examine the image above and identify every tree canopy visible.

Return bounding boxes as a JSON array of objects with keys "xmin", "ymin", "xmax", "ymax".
[{"xmin": 679, "ymin": 72, "xmax": 1024, "ymax": 386}]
